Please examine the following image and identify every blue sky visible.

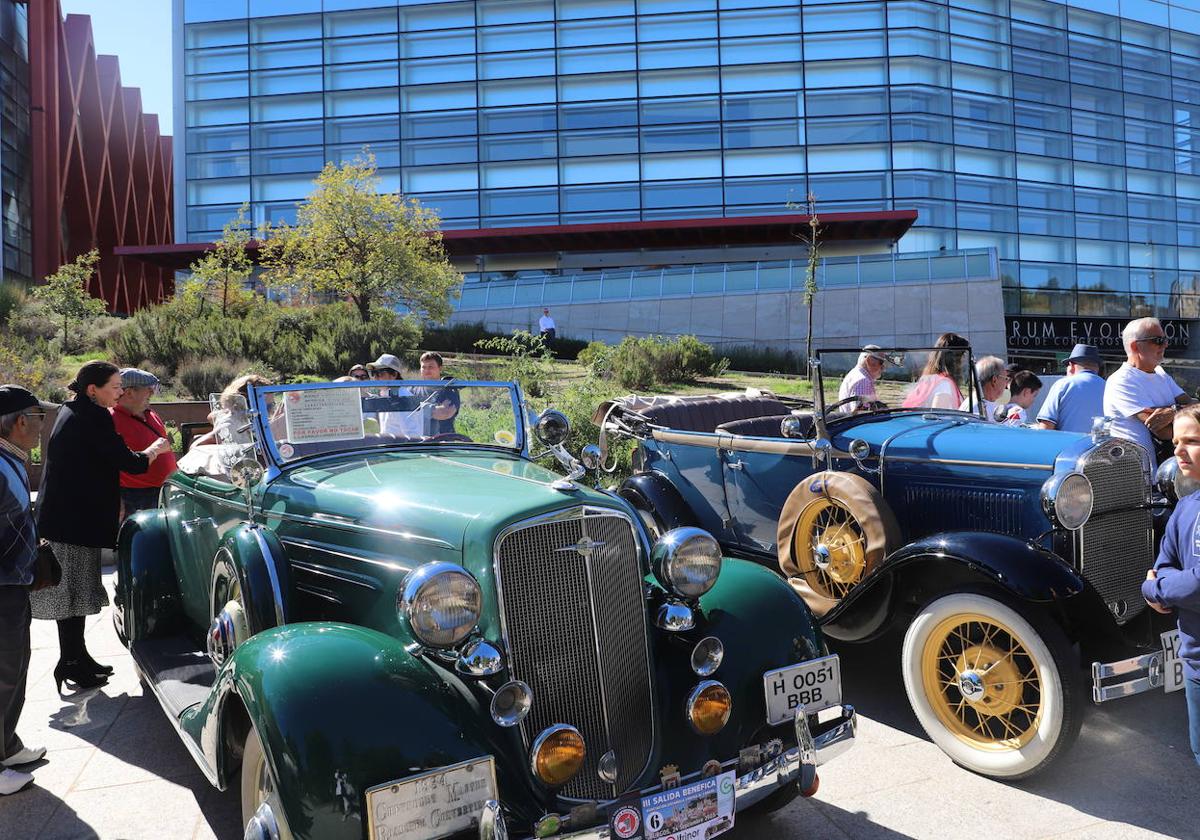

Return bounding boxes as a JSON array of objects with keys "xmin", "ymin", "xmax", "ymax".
[{"xmin": 60, "ymin": 0, "xmax": 174, "ymax": 132}]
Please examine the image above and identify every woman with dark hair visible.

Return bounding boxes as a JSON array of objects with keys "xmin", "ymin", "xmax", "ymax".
[
  {"xmin": 902, "ymin": 332, "xmax": 971, "ymax": 410},
  {"xmin": 32, "ymin": 360, "xmax": 171, "ymax": 691}
]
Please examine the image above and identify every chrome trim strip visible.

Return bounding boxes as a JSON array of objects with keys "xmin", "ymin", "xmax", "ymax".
[
  {"xmin": 251, "ymin": 528, "xmax": 286, "ymax": 627},
  {"xmin": 265, "ymin": 509, "xmax": 456, "ymax": 549},
  {"xmin": 492, "ymin": 505, "xmax": 657, "ymax": 797},
  {"xmin": 129, "ymin": 647, "xmax": 219, "ymax": 786},
  {"xmin": 289, "ymin": 559, "xmax": 378, "ymax": 591},
  {"xmin": 294, "ymin": 583, "xmax": 342, "ymax": 604},
  {"xmin": 1092, "ymin": 652, "xmax": 1164, "ymax": 703},
  {"xmin": 277, "ymin": 536, "xmax": 406, "ymax": 572},
  {"xmin": 884, "ymin": 454, "xmax": 1053, "ymax": 471}
]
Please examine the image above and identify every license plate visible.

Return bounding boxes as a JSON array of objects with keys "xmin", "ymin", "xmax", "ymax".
[
  {"xmin": 365, "ymin": 757, "xmax": 497, "ymax": 840},
  {"xmin": 762, "ymin": 654, "xmax": 841, "ymax": 726},
  {"xmin": 639, "ymin": 770, "xmax": 735, "ymax": 840},
  {"xmin": 1162, "ymin": 629, "xmax": 1185, "ymax": 694}
]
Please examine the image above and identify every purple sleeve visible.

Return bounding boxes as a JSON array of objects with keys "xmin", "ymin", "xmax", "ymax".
[{"xmin": 850, "ymin": 376, "xmax": 874, "ymax": 398}]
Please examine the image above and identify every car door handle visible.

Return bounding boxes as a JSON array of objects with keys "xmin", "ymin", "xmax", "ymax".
[{"xmin": 726, "ymin": 459, "xmax": 744, "ymax": 471}]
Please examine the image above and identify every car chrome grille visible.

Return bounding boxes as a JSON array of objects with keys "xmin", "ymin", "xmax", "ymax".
[
  {"xmin": 495, "ymin": 508, "xmax": 653, "ymax": 800},
  {"xmin": 1077, "ymin": 441, "xmax": 1153, "ymax": 624}
]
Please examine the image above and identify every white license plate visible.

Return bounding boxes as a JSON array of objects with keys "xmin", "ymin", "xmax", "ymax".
[
  {"xmin": 1162, "ymin": 629, "xmax": 1185, "ymax": 694},
  {"xmin": 762, "ymin": 654, "xmax": 842, "ymax": 726},
  {"xmin": 639, "ymin": 770, "xmax": 735, "ymax": 840},
  {"xmin": 365, "ymin": 757, "xmax": 497, "ymax": 840}
]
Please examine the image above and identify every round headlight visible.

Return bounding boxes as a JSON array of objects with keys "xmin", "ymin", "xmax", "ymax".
[
  {"xmin": 1041, "ymin": 472, "xmax": 1093, "ymax": 531},
  {"xmin": 398, "ymin": 563, "xmax": 482, "ymax": 648},
  {"xmin": 530, "ymin": 724, "xmax": 586, "ymax": 786},
  {"xmin": 651, "ymin": 527, "xmax": 722, "ymax": 599},
  {"xmin": 534, "ymin": 409, "xmax": 570, "ymax": 446},
  {"xmin": 690, "ymin": 636, "xmax": 724, "ymax": 676},
  {"xmin": 686, "ymin": 680, "xmax": 732, "ymax": 736}
]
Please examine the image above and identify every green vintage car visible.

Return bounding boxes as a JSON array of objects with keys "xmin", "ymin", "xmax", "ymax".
[{"xmin": 115, "ymin": 379, "xmax": 855, "ymax": 840}]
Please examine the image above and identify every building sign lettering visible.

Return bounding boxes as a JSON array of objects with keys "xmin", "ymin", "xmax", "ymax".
[{"xmin": 1005, "ymin": 316, "xmax": 1192, "ymax": 355}]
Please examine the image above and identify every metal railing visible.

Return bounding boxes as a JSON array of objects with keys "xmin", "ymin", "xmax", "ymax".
[{"xmin": 457, "ymin": 248, "xmax": 998, "ymax": 311}]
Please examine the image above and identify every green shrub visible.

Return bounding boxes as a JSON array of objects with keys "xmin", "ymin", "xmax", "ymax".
[
  {"xmin": 176, "ymin": 356, "xmax": 257, "ymax": 400},
  {"xmin": 576, "ymin": 341, "xmax": 613, "ymax": 376},
  {"xmin": 0, "ymin": 281, "xmax": 25, "ymax": 325},
  {"xmin": 426, "ymin": 320, "xmax": 588, "ymax": 360},
  {"xmin": 0, "ymin": 334, "xmax": 62, "ymax": 399},
  {"xmin": 608, "ymin": 334, "xmax": 723, "ymax": 390},
  {"xmin": 474, "ymin": 330, "xmax": 554, "ymax": 397}
]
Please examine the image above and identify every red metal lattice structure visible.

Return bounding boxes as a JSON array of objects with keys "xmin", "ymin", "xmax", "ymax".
[{"xmin": 28, "ymin": 3, "xmax": 173, "ymax": 313}]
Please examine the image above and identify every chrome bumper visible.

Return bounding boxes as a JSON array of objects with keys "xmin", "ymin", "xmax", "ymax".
[
  {"xmin": 480, "ymin": 704, "xmax": 857, "ymax": 840},
  {"xmin": 1092, "ymin": 651, "xmax": 1164, "ymax": 703}
]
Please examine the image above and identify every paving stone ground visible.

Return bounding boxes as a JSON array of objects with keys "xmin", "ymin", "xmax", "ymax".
[{"xmin": 0, "ymin": 566, "xmax": 1190, "ymax": 839}]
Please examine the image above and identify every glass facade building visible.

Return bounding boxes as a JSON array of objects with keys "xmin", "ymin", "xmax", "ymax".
[
  {"xmin": 0, "ymin": 0, "xmax": 30, "ymax": 281},
  {"xmin": 178, "ymin": 0, "xmax": 1200, "ymax": 323}
]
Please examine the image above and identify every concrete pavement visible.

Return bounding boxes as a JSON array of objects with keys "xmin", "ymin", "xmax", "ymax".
[{"xmin": 0, "ymin": 569, "xmax": 1191, "ymax": 839}]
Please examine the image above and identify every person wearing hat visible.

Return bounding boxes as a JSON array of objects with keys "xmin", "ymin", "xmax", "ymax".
[
  {"xmin": 0, "ymin": 385, "xmax": 55, "ymax": 795},
  {"xmin": 33, "ymin": 361, "xmax": 171, "ymax": 693},
  {"xmin": 111, "ymin": 368, "xmax": 178, "ymax": 521},
  {"xmin": 1037, "ymin": 343, "xmax": 1107, "ymax": 433},
  {"xmin": 366, "ymin": 354, "xmax": 421, "ymax": 437},
  {"xmin": 836, "ymin": 345, "xmax": 890, "ymax": 414},
  {"xmin": 347, "ymin": 364, "xmax": 368, "ymax": 381}
]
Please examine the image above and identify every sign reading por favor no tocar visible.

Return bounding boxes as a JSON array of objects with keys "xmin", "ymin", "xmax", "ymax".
[{"xmin": 1005, "ymin": 315, "xmax": 1192, "ymax": 355}]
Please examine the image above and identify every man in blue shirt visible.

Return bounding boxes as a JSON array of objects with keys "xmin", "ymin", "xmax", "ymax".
[
  {"xmin": 0, "ymin": 385, "xmax": 54, "ymax": 795},
  {"xmin": 1036, "ymin": 343, "xmax": 1106, "ymax": 433},
  {"xmin": 1143, "ymin": 402, "xmax": 1200, "ymax": 768}
]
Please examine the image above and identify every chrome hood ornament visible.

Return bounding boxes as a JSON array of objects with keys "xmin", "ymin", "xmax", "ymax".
[{"xmin": 556, "ymin": 536, "xmax": 607, "ymax": 560}]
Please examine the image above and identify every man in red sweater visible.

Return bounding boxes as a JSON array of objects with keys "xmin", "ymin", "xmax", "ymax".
[{"xmin": 111, "ymin": 368, "xmax": 177, "ymax": 521}]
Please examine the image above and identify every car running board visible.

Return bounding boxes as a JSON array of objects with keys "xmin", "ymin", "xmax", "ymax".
[{"xmin": 130, "ymin": 636, "xmax": 217, "ymax": 719}]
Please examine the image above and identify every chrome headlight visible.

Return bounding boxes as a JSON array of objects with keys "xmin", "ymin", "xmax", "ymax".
[
  {"xmin": 1041, "ymin": 472, "xmax": 1093, "ymax": 531},
  {"xmin": 651, "ymin": 527, "xmax": 722, "ymax": 599},
  {"xmin": 397, "ymin": 562, "xmax": 482, "ymax": 648},
  {"xmin": 1156, "ymin": 456, "xmax": 1200, "ymax": 504}
]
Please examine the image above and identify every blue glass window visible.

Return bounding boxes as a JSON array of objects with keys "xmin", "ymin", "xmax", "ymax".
[
  {"xmin": 558, "ymin": 45, "xmax": 637, "ymax": 76},
  {"xmin": 720, "ymin": 36, "xmax": 801, "ymax": 66},
  {"xmin": 403, "ymin": 137, "xmax": 478, "ymax": 166},
  {"xmin": 188, "ymin": 125, "xmax": 250, "ymax": 153},
  {"xmin": 893, "ymin": 171, "xmax": 954, "ymax": 200},
  {"xmin": 890, "ymin": 86, "xmax": 951, "ymax": 116},
  {"xmin": 955, "ymin": 120, "xmax": 1014, "ymax": 152},
  {"xmin": 480, "ymin": 52, "xmax": 556, "ymax": 80},
  {"xmin": 188, "ymin": 177, "xmax": 250, "ymax": 205},
  {"xmin": 804, "ymin": 4, "xmax": 886, "ymax": 33},
  {"xmin": 1077, "ymin": 265, "xmax": 1127, "ymax": 292},
  {"xmin": 1010, "ymin": 21, "xmax": 1066, "ymax": 54},
  {"xmin": 808, "ymin": 116, "xmax": 887, "ymax": 145},
  {"xmin": 724, "ymin": 176, "xmax": 803, "ymax": 207},
  {"xmin": 326, "ymin": 88, "xmax": 399, "ymax": 117},
  {"xmin": 1068, "ymin": 33, "xmax": 1120, "ymax": 66},
  {"xmin": 560, "ymin": 156, "xmax": 640, "ymax": 184},
  {"xmin": 403, "ymin": 82, "xmax": 477, "ymax": 112},
  {"xmin": 481, "ymin": 134, "xmax": 557, "ymax": 162},
  {"xmin": 250, "ymin": 15, "xmax": 321, "ymax": 43},
  {"xmin": 186, "ymin": 20, "xmax": 248, "ymax": 49},
  {"xmin": 399, "ymin": 29, "xmax": 475, "ymax": 59},
  {"xmin": 327, "ymin": 35, "xmax": 399, "ymax": 64},
  {"xmin": 1073, "ymin": 137, "xmax": 1124, "ymax": 166},
  {"xmin": 722, "ymin": 93, "xmax": 799, "ymax": 121},
  {"xmin": 886, "ymin": 1, "xmax": 947, "ymax": 30},
  {"xmin": 187, "ymin": 73, "xmax": 249, "ymax": 101},
  {"xmin": 1014, "ymin": 102, "xmax": 1070, "ymax": 133},
  {"xmin": 637, "ymin": 13, "xmax": 717, "ymax": 42},
  {"xmin": 481, "ymin": 105, "xmax": 557, "ymax": 134},
  {"xmin": 1124, "ymin": 119, "xmax": 1168, "ymax": 147},
  {"xmin": 188, "ymin": 152, "xmax": 251, "ymax": 180},
  {"xmin": 642, "ymin": 68, "xmax": 720, "ymax": 98},
  {"xmin": 478, "ymin": 0, "xmax": 555, "ymax": 26},
  {"xmin": 404, "ymin": 165, "xmax": 479, "ymax": 193},
  {"xmin": 720, "ymin": 8, "xmax": 800, "ymax": 37},
  {"xmin": 959, "ymin": 203, "xmax": 1017, "ymax": 232},
  {"xmin": 723, "ymin": 62, "xmax": 803, "ymax": 93},
  {"xmin": 402, "ymin": 57, "xmax": 475, "ymax": 86},
  {"xmin": 253, "ymin": 119, "xmax": 323, "ymax": 148},
  {"xmin": 328, "ymin": 142, "xmax": 398, "ymax": 168},
  {"xmin": 560, "ymin": 100, "xmax": 638, "ymax": 129},
  {"xmin": 642, "ymin": 179, "xmax": 722, "ymax": 209},
  {"xmin": 953, "ymin": 92, "xmax": 1012, "ymax": 124},
  {"xmin": 642, "ymin": 151, "xmax": 721, "ymax": 180},
  {"xmin": 888, "ymin": 29, "xmax": 949, "ymax": 60},
  {"xmin": 409, "ymin": 191, "xmax": 478, "ymax": 219},
  {"xmin": 1011, "ymin": 48, "xmax": 1067, "ymax": 81},
  {"xmin": 560, "ymin": 183, "xmax": 640, "ymax": 213},
  {"xmin": 252, "ymin": 67, "xmax": 322, "ymax": 96},
  {"xmin": 641, "ymin": 123, "xmax": 721, "ymax": 152},
  {"xmin": 891, "ymin": 114, "xmax": 952, "ymax": 143},
  {"xmin": 639, "ymin": 41, "xmax": 718, "ymax": 70},
  {"xmin": 1018, "ymin": 209, "xmax": 1075, "ymax": 238},
  {"xmin": 723, "ymin": 120, "xmax": 802, "ymax": 149},
  {"xmin": 187, "ymin": 46, "xmax": 249, "ymax": 75},
  {"xmin": 325, "ymin": 8, "xmax": 396, "ymax": 38},
  {"xmin": 557, "ymin": 17, "xmax": 635, "ymax": 48},
  {"xmin": 560, "ymin": 127, "xmax": 638, "ymax": 156},
  {"xmin": 1125, "ymin": 95, "xmax": 1172, "ymax": 124},
  {"xmin": 399, "ymin": 3, "xmax": 475, "ymax": 32},
  {"xmin": 558, "ymin": 72, "xmax": 638, "ymax": 102},
  {"xmin": 479, "ymin": 23, "xmax": 555, "ymax": 52},
  {"xmin": 725, "ymin": 147, "xmax": 805, "ymax": 177},
  {"xmin": 1074, "ymin": 187, "xmax": 1126, "ymax": 216},
  {"xmin": 1015, "ymin": 128, "xmax": 1070, "ymax": 158},
  {"xmin": 482, "ymin": 186, "xmax": 558, "ymax": 217},
  {"xmin": 251, "ymin": 147, "xmax": 323, "ymax": 176},
  {"xmin": 328, "ymin": 114, "xmax": 400, "ymax": 144},
  {"xmin": 806, "ymin": 31, "xmax": 886, "ymax": 61},
  {"xmin": 806, "ymin": 58, "xmax": 886, "ymax": 88},
  {"xmin": 188, "ymin": 98, "xmax": 249, "ymax": 127},
  {"xmin": 807, "ymin": 171, "xmax": 890, "ymax": 202},
  {"xmin": 251, "ymin": 41, "xmax": 322, "ymax": 70},
  {"xmin": 557, "ymin": 0, "xmax": 635, "ymax": 20}
]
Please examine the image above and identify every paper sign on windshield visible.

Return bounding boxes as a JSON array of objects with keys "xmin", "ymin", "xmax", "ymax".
[{"xmin": 283, "ymin": 388, "xmax": 365, "ymax": 443}]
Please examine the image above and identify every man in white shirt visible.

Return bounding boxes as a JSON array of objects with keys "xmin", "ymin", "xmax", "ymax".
[
  {"xmin": 1103, "ymin": 317, "xmax": 1196, "ymax": 467},
  {"xmin": 538, "ymin": 308, "xmax": 556, "ymax": 343},
  {"xmin": 959, "ymin": 355, "xmax": 1008, "ymax": 421},
  {"xmin": 365, "ymin": 353, "xmax": 423, "ymax": 438}
]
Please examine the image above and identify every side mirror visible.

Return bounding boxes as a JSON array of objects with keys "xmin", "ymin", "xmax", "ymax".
[
  {"xmin": 534, "ymin": 409, "xmax": 570, "ymax": 446},
  {"xmin": 579, "ymin": 444, "xmax": 602, "ymax": 471},
  {"xmin": 229, "ymin": 458, "xmax": 264, "ymax": 491},
  {"xmin": 781, "ymin": 416, "xmax": 808, "ymax": 439}
]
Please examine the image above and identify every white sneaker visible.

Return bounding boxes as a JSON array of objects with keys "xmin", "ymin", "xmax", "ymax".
[
  {"xmin": 2, "ymin": 745, "xmax": 46, "ymax": 767},
  {"xmin": 0, "ymin": 767, "xmax": 32, "ymax": 795}
]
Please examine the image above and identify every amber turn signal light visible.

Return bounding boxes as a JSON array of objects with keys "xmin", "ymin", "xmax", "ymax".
[
  {"xmin": 687, "ymin": 680, "xmax": 732, "ymax": 735},
  {"xmin": 531, "ymin": 725, "xmax": 586, "ymax": 786}
]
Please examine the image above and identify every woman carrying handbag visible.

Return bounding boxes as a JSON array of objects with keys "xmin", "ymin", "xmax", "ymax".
[{"xmin": 32, "ymin": 361, "xmax": 170, "ymax": 692}]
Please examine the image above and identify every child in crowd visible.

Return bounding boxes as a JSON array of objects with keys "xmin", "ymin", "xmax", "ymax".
[
  {"xmin": 1143, "ymin": 403, "xmax": 1200, "ymax": 768},
  {"xmin": 1002, "ymin": 370, "xmax": 1042, "ymax": 426}
]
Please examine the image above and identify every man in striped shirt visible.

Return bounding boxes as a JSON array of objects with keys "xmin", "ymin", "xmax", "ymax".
[{"xmin": 837, "ymin": 345, "xmax": 889, "ymax": 414}]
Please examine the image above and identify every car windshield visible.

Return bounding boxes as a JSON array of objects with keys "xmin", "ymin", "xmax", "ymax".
[
  {"xmin": 246, "ymin": 381, "xmax": 524, "ymax": 464},
  {"xmin": 816, "ymin": 347, "xmax": 985, "ymax": 419}
]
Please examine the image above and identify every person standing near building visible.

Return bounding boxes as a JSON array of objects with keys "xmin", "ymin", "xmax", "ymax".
[
  {"xmin": 1142, "ymin": 403, "xmax": 1200, "ymax": 768},
  {"xmin": 0, "ymin": 386, "xmax": 53, "ymax": 795},
  {"xmin": 538, "ymin": 308, "xmax": 556, "ymax": 343},
  {"xmin": 111, "ymin": 368, "xmax": 177, "ymax": 521},
  {"xmin": 1103, "ymin": 317, "xmax": 1196, "ymax": 467},
  {"xmin": 32, "ymin": 361, "xmax": 170, "ymax": 691},
  {"xmin": 1036, "ymin": 343, "xmax": 1106, "ymax": 433}
]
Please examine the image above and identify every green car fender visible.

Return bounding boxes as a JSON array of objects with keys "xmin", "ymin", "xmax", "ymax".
[
  {"xmin": 215, "ymin": 524, "xmax": 294, "ymax": 632},
  {"xmin": 187, "ymin": 622, "xmax": 544, "ymax": 839},
  {"xmin": 115, "ymin": 509, "xmax": 182, "ymax": 643}
]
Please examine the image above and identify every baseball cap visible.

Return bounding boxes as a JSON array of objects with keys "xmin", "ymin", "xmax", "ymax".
[
  {"xmin": 862, "ymin": 344, "xmax": 891, "ymax": 364},
  {"xmin": 366, "ymin": 353, "xmax": 404, "ymax": 375},
  {"xmin": 0, "ymin": 384, "xmax": 58, "ymax": 416},
  {"xmin": 119, "ymin": 367, "xmax": 161, "ymax": 389}
]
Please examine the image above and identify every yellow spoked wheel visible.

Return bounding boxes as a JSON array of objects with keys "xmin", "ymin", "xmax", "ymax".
[
  {"xmin": 920, "ymin": 613, "xmax": 1042, "ymax": 750},
  {"xmin": 793, "ymin": 498, "xmax": 869, "ymax": 600},
  {"xmin": 902, "ymin": 592, "xmax": 1079, "ymax": 780}
]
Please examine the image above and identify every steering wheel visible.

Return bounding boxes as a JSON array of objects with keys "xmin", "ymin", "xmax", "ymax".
[
  {"xmin": 824, "ymin": 395, "xmax": 865, "ymax": 415},
  {"xmin": 430, "ymin": 433, "xmax": 473, "ymax": 443}
]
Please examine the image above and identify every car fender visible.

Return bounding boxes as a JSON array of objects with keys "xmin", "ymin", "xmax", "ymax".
[
  {"xmin": 186, "ymin": 623, "xmax": 543, "ymax": 839},
  {"xmin": 821, "ymin": 531, "xmax": 1085, "ymax": 642},
  {"xmin": 115, "ymin": 509, "xmax": 183, "ymax": 643},
  {"xmin": 215, "ymin": 523, "xmax": 294, "ymax": 632},
  {"xmin": 619, "ymin": 472, "xmax": 697, "ymax": 533}
]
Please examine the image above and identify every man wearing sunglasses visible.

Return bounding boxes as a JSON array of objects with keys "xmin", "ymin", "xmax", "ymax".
[{"xmin": 1104, "ymin": 317, "xmax": 1197, "ymax": 468}]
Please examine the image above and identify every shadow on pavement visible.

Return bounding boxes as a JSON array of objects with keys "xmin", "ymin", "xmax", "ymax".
[{"xmin": 830, "ymin": 625, "xmax": 1193, "ymax": 839}]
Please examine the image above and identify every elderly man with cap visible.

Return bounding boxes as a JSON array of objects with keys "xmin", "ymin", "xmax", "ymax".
[
  {"xmin": 1036, "ymin": 344, "xmax": 1107, "ymax": 433},
  {"xmin": 111, "ymin": 368, "xmax": 178, "ymax": 521},
  {"xmin": 836, "ymin": 345, "xmax": 889, "ymax": 414},
  {"xmin": 0, "ymin": 385, "xmax": 55, "ymax": 795},
  {"xmin": 960, "ymin": 355, "xmax": 1009, "ymax": 421},
  {"xmin": 366, "ymin": 354, "xmax": 421, "ymax": 437}
]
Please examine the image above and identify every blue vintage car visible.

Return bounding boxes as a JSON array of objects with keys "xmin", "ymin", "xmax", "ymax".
[{"xmin": 600, "ymin": 346, "xmax": 1177, "ymax": 780}]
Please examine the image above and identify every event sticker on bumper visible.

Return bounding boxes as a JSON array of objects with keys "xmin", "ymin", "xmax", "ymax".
[{"xmin": 639, "ymin": 770, "xmax": 736, "ymax": 840}]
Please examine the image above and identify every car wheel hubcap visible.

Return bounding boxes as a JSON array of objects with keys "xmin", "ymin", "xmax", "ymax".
[
  {"xmin": 921, "ymin": 613, "xmax": 1043, "ymax": 750},
  {"xmin": 796, "ymin": 500, "xmax": 867, "ymax": 598}
]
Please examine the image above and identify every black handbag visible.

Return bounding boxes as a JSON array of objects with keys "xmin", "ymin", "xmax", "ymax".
[{"xmin": 32, "ymin": 539, "xmax": 62, "ymax": 591}]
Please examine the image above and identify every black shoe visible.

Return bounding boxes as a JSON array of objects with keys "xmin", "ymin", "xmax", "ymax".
[
  {"xmin": 79, "ymin": 654, "xmax": 114, "ymax": 677},
  {"xmin": 54, "ymin": 660, "xmax": 109, "ymax": 694}
]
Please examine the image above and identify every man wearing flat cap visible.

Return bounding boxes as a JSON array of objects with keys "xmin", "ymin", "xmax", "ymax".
[
  {"xmin": 111, "ymin": 368, "xmax": 177, "ymax": 521},
  {"xmin": 836, "ymin": 345, "xmax": 890, "ymax": 414},
  {"xmin": 0, "ymin": 385, "xmax": 55, "ymax": 795},
  {"xmin": 1037, "ymin": 343, "xmax": 1106, "ymax": 433}
]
